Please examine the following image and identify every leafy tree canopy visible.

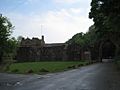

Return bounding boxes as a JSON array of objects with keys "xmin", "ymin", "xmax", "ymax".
[
  {"xmin": 89, "ymin": 0, "xmax": 120, "ymax": 33},
  {"xmin": 66, "ymin": 25, "xmax": 98, "ymax": 48},
  {"xmin": 0, "ymin": 14, "xmax": 14, "ymax": 62},
  {"xmin": 66, "ymin": 32, "xmax": 85, "ymax": 45}
]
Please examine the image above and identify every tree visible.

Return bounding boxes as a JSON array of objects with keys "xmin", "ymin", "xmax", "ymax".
[
  {"xmin": 17, "ymin": 36, "xmax": 24, "ymax": 46},
  {"xmin": 84, "ymin": 25, "xmax": 98, "ymax": 46},
  {"xmin": 0, "ymin": 14, "xmax": 13, "ymax": 63},
  {"xmin": 66, "ymin": 25, "xmax": 98, "ymax": 48},
  {"xmin": 89, "ymin": 0, "xmax": 120, "ymax": 33},
  {"xmin": 66, "ymin": 32, "xmax": 85, "ymax": 45},
  {"xmin": 6, "ymin": 37, "xmax": 18, "ymax": 54},
  {"xmin": 89, "ymin": 0, "xmax": 120, "ymax": 60}
]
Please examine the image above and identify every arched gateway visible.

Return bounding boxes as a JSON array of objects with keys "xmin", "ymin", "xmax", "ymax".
[{"xmin": 99, "ymin": 39, "xmax": 118, "ymax": 62}]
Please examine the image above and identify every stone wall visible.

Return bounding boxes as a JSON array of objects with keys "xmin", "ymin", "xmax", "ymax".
[
  {"xmin": 16, "ymin": 36, "xmax": 90, "ymax": 62},
  {"xmin": 16, "ymin": 44, "xmax": 67, "ymax": 62},
  {"xmin": 66, "ymin": 44, "xmax": 81, "ymax": 61}
]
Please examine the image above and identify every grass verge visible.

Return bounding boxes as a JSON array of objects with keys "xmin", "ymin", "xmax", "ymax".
[{"xmin": 5, "ymin": 61, "xmax": 90, "ymax": 74}]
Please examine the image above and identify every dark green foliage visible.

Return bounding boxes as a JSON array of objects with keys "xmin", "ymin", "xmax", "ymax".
[
  {"xmin": 67, "ymin": 65, "xmax": 77, "ymax": 69},
  {"xmin": 66, "ymin": 32, "xmax": 85, "ymax": 46},
  {"xmin": 77, "ymin": 64, "xmax": 83, "ymax": 67},
  {"xmin": 6, "ymin": 37, "xmax": 18, "ymax": 53},
  {"xmin": 67, "ymin": 0, "xmax": 120, "ymax": 59},
  {"xmin": 17, "ymin": 36, "xmax": 24, "ymax": 46},
  {"xmin": 66, "ymin": 25, "xmax": 98, "ymax": 48},
  {"xmin": 89, "ymin": 0, "xmax": 120, "ymax": 33},
  {"xmin": 11, "ymin": 69, "xmax": 19, "ymax": 73},
  {"xmin": 89, "ymin": 0, "xmax": 120, "ymax": 59},
  {"xmin": 26, "ymin": 69, "xmax": 34, "ymax": 73},
  {"xmin": 84, "ymin": 25, "xmax": 98, "ymax": 47},
  {"xmin": 0, "ymin": 14, "xmax": 14, "ymax": 63},
  {"xmin": 39, "ymin": 68, "xmax": 49, "ymax": 72}
]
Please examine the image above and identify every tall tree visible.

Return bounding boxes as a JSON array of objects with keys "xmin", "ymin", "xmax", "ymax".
[
  {"xmin": 66, "ymin": 32, "xmax": 85, "ymax": 46},
  {"xmin": 0, "ymin": 14, "xmax": 13, "ymax": 63},
  {"xmin": 89, "ymin": 0, "xmax": 120, "ymax": 59},
  {"xmin": 89, "ymin": 0, "xmax": 120, "ymax": 33}
]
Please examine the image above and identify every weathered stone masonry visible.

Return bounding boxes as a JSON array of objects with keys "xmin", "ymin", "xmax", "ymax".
[
  {"xmin": 16, "ymin": 36, "xmax": 93, "ymax": 62},
  {"xmin": 16, "ymin": 36, "xmax": 81, "ymax": 62}
]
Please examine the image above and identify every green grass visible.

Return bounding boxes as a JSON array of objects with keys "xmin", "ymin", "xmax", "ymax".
[{"xmin": 6, "ymin": 61, "xmax": 89, "ymax": 74}]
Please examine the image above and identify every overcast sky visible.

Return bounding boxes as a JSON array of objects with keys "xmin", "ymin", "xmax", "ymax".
[{"xmin": 0, "ymin": 0, "xmax": 93, "ymax": 43}]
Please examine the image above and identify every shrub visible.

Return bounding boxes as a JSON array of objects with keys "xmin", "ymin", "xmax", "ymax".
[
  {"xmin": 26, "ymin": 69, "xmax": 34, "ymax": 73},
  {"xmin": 67, "ymin": 65, "xmax": 78, "ymax": 69},
  {"xmin": 67, "ymin": 66, "xmax": 72, "ymax": 69},
  {"xmin": 11, "ymin": 69, "xmax": 19, "ymax": 73},
  {"xmin": 39, "ymin": 68, "xmax": 49, "ymax": 72},
  {"xmin": 77, "ymin": 64, "xmax": 83, "ymax": 67},
  {"xmin": 71, "ymin": 65, "xmax": 76, "ymax": 69},
  {"xmin": 85, "ymin": 62, "xmax": 90, "ymax": 65}
]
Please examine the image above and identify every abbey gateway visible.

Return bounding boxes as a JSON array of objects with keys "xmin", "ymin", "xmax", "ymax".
[{"xmin": 16, "ymin": 34, "xmax": 119, "ymax": 62}]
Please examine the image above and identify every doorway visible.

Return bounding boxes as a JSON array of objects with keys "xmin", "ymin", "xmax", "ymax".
[{"xmin": 101, "ymin": 41, "xmax": 116, "ymax": 62}]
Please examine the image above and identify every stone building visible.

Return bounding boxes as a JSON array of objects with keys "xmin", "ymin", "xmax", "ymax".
[
  {"xmin": 16, "ymin": 36, "xmax": 67, "ymax": 62},
  {"xmin": 16, "ymin": 36, "xmax": 91, "ymax": 62}
]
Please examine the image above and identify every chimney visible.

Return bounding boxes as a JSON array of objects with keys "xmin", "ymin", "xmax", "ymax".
[{"xmin": 42, "ymin": 35, "xmax": 44, "ymax": 41}]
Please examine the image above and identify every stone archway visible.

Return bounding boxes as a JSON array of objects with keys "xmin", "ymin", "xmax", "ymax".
[
  {"xmin": 99, "ymin": 40, "xmax": 118, "ymax": 62},
  {"xmin": 102, "ymin": 41, "xmax": 116, "ymax": 59}
]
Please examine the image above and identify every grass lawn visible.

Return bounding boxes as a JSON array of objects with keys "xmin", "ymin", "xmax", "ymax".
[{"xmin": 6, "ymin": 61, "xmax": 90, "ymax": 74}]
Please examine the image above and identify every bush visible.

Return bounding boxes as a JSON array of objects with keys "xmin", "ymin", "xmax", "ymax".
[
  {"xmin": 67, "ymin": 65, "xmax": 77, "ymax": 69},
  {"xmin": 26, "ymin": 69, "xmax": 34, "ymax": 73},
  {"xmin": 39, "ymin": 68, "xmax": 49, "ymax": 72},
  {"xmin": 77, "ymin": 64, "xmax": 83, "ymax": 67},
  {"xmin": 11, "ymin": 69, "xmax": 19, "ymax": 73},
  {"xmin": 85, "ymin": 62, "xmax": 90, "ymax": 65},
  {"xmin": 67, "ymin": 66, "xmax": 72, "ymax": 69}
]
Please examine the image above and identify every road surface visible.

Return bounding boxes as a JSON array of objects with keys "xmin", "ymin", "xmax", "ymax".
[{"xmin": 0, "ymin": 63, "xmax": 120, "ymax": 90}]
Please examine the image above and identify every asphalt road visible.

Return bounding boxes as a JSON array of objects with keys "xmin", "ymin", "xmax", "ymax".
[{"xmin": 0, "ymin": 63, "xmax": 120, "ymax": 90}]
